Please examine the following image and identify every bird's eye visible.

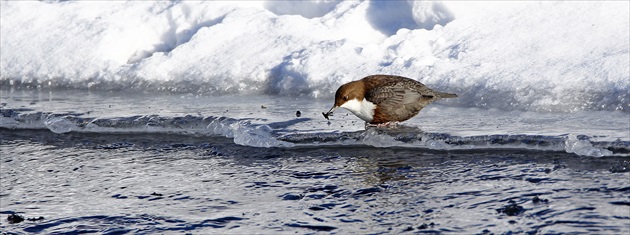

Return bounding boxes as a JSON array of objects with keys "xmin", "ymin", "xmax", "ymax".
[{"xmin": 343, "ymin": 95, "xmax": 349, "ymax": 100}]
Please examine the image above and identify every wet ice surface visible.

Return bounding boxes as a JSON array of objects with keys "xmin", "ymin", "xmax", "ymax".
[
  {"xmin": 1, "ymin": 89, "xmax": 628, "ymax": 156},
  {"xmin": 1, "ymin": 89, "xmax": 629, "ymax": 234}
]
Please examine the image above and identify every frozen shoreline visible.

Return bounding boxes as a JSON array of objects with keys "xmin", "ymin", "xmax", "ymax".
[{"xmin": 2, "ymin": 1, "xmax": 629, "ymax": 112}]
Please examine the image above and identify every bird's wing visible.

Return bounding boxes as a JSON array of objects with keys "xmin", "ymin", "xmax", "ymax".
[
  {"xmin": 366, "ymin": 82, "xmax": 432, "ymax": 105},
  {"xmin": 365, "ymin": 85, "xmax": 402, "ymax": 105},
  {"xmin": 365, "ymin": 82, "xmax": 435, "ymax": 121}
]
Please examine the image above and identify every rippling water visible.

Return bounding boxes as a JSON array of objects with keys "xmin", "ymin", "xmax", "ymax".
[{"xmin": 1, "ymin": 129, "xmax": 629, "ymax": 234}]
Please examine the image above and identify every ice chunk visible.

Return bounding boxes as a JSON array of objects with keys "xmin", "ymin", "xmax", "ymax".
[
  {"xmin": 233, "ymin": 123, "xmax": 294, "ymax": 148},
  {"xmin": 44, "ymin": 115, "xmax": 75, "ymax": 134},
  {"xmin": 207, "ymin": 117, "xmax": 294, "ymax": 148},
  {"xmin": 564, "ymin": 134, "xmax": 613, "ymax": 157}
]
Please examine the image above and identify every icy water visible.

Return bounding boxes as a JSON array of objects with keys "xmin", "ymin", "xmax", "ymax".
[{"xmin": 1, "ymin": 89, "xmax": 629, "ymax": 234}]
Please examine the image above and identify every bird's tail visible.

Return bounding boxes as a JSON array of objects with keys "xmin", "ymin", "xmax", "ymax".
[{"xmin": 438, "ymin": 92, "xmax": 458, "ymax": 98}]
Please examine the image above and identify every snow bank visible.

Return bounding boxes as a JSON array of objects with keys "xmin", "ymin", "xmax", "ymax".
[{"xmin": 1, "ymin": 1, "xmax": 628, "ymax": 112}]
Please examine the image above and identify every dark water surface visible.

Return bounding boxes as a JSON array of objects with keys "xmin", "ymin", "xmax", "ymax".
[{"xmin": 1, "ymin": 129, "xmax": 628, "ymax": 234}]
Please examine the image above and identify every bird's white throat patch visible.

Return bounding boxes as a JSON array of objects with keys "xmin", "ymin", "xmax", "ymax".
[{"xmin": 340, "ymin": 98, "xmax": 376, "ymax": 122}]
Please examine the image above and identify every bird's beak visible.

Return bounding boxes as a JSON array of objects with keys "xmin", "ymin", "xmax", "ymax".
[{"xmin": 322, "ymin": 106, "xmax": 337, "ymax": 120}]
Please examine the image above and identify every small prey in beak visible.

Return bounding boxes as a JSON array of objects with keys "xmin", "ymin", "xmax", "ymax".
[{"xmin": 322, "ymin": 107, "xmax": 336, "ymax": 120}]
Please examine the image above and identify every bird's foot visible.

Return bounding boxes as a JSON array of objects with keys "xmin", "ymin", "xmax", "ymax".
[{"xmin": 366, "ymin": 121, "xmax": 399, "ymax": 128}]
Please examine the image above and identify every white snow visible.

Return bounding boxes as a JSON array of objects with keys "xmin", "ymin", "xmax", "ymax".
[{"xmin": 1, "ymin": 1, "xmax": 628, "ymax": 112}]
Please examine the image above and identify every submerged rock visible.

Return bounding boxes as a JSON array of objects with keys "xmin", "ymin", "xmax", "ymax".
[
  {"xmin": 496, "ymin": 201, "xmax": 525, "ymax": 216},
  {"xmin": 7, "ymin": 214, "xmax": 24, "ymax": 224}
]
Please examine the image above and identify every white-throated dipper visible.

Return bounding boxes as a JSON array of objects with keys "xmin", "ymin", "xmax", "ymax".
[{"xmin": 323, "ymin": 75, "xmax": 457, "ymax": 125}]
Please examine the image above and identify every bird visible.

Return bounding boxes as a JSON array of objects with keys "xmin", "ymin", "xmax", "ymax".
[{"xmin": 323, "ymin": 75, "xmax": 457, "ymax": 126}]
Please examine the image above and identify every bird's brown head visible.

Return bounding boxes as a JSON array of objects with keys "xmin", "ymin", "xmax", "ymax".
[
  {"xmin": 334, "ymin": 80, "xmax": 365, "ymax": 107},
  {"xmin": 323, "ymin": 80, "xmax": 365, "ymax": 120}
]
